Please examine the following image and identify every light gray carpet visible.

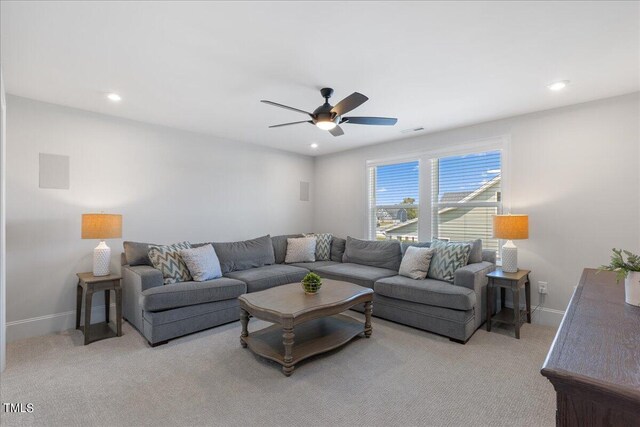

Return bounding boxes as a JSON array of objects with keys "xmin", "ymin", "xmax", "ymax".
[{"xmin": 1, "ymin": 314, "xmax": 557, "ymax": 426}]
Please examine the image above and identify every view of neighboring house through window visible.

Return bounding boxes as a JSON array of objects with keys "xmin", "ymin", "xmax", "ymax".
[
  {"xmin": 368, "ymin": 147, "xmax": 503, "ymax": 254},
  {"xmin": 431, "ymin": 150, "xmax": 502, "ymax": 253},
  {"xmin": 369, "ymin": 160, "xmax": 419, "ymax": 241}
]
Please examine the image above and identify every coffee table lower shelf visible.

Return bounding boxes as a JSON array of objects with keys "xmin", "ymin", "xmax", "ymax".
[{"xmin": 241, "ymin": 314, "xmax": 365, "ymax": 374}]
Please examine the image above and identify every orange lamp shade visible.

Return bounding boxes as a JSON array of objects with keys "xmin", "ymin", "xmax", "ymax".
[
  {"xmin": 493, "ymin": 214, "xmax": 528, "ymax": 240},
  {"xmin": 81, "ymin": 214, "xmax": 122, "ymax": 240}
]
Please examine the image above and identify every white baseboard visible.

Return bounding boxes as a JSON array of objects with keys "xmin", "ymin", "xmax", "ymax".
[
  {"xmin": 6, "ymin": 304, "xmax": 117, "ymax": 343},
  {"xmin": 503, "ymin": 302, "xmax": 565, "ymax": 328}
]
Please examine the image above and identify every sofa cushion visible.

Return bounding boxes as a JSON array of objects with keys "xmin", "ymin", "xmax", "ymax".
[
  {"xmin": 212, "ymin": 235, "xmax": 275, "ymax": 274},
  {"xmin": 374, "ymin": 275, "xmax": 476, "ymax": 311},
  {"xmin": 140, "ymin": 277, "xmax": 246, "ymax": 312},
  {"xmin": 289, "ymin": 261, "xmax": 340, "ymax": 271},
  {"xmin": 271, "ymin": 234, "xmax": 304, "ymax": 264},
  {"xmin": 427, "ymin": 240, "xmax": 472, "ymax": 283},
  {"xmin": 342, "ymin": 237, "xmax": 402, "ymax": 271},
  {"xmin": 123, "ymin": 241, "xmax": 156, "ymax": 266},
  {"xmin": 148, "ymin": 241, "xmax": 193, "ymax": 285},
  {"xmin": 285, "ymin": 237, "xmax": 316, "ymax": 263},
  {"xmin": 330, "ymin": 237, "xmax": 346, "ymax": 262},
  {"xmin": 304, "ymin": 233, "xmax": 333, "ymax": 261},
  {"xmin": 224, "ymin": 264, "xmax": 309, "ymax": 293},
  {"xmin": 313, "ymin": 263, "xmax": 397, "ymax": 289}
]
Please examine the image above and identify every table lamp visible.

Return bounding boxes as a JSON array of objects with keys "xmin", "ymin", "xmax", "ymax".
[
  {"xmin": 81, "ymin": 213, "xmax": 122, "ymax": 276},
  {"xmin": 493, "ymin": 214, "xmax": 528, "ymax": 273}
]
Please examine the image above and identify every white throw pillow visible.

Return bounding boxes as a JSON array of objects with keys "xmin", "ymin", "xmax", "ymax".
[
  {"xmin": 179, "ymin": 244, "xmax": 222, "ymax": 282},
  {"xmin": 285, "ymin": 237, "xmax": 317, "ymax": 263},
  {"xmin": 399, "ymin": 246, "xmax": 436, "ymax": 280}
]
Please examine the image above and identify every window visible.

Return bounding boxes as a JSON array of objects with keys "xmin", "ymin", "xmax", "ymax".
[
  {"xmin": 367, "ymin": 142, "xmax": 505, "ymax": 255},
  {"xmin": 431, "ymin": 150, "xmax": 502, "ymax": 253},
  {"xmin": 368, "ymin": 160, "xmax": 420, "ymax": 242}
]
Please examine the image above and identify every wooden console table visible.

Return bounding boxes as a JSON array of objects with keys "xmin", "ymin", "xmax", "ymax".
[{"xmin": 541, "ymin": 268, "xmax": 640, "ymax": 426}]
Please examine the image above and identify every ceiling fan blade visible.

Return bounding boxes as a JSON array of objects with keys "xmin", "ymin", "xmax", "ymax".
[
  {"xmin": 329, "ymin": 125, "xmax": 344, "ymax": 137},
  {"xmin": 261, "ymin": 100, "xmax": 313, "ymax": 117},
  {"xmin": 331, "ymin": 92, "xmax": 368, "ymax": 116},
  {"xmin": 341, "ymin": 116, "xmax": 398, "ymax": 126},
  {"xmin": 269, "ymin": 120, "xmax": 313, "ymax": 128}
]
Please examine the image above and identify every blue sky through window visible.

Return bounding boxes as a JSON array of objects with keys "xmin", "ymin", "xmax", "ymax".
[{"xmin": 375, "ymin": 151, "xmax": 501, "ymax": 206}]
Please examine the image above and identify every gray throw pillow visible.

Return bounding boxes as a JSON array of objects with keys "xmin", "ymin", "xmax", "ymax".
[
  {"xmin": 330, "ymin": 237, "xmax": 346, "ymax": 262},
  {"xmin": 179, "ymin": 244, "xmax": 222, "ymax": 282},
  {"xmin": 123, "ymin": 241, "xmax": 156, "ymax": 266},
  {"xmin": 304, "ymin": 233, "xmax": 332, "ymax": 261},
  {"xmin": 427, "ymin": 240, "xmax": 472, "ymax": 283},
  {"xmin": 399, "ymin": 246, "xmax": 436, "ymax": 280},
  {"xmin": 211, "ymin": 235, "xmax": 275, "ymax": 274},
  {"xmin": 285, "ymin": 237, "xmax": 317, "ymax": 263},
  {"xmin": 342, "ymin": 236, "xmax": 402, "ymax": 271},
  {"xmin": 148, "ymin": 241, "xmax": 193, "ymax": 285}
]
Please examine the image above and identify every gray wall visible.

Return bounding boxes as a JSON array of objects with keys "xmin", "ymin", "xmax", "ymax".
[
  {"xmin": 313, "ymin": 93, "xmax": 640, "ymax": 326},
  {"xmin": 5, "ymin": 95, "xmax": 315, "ymax": 341}
]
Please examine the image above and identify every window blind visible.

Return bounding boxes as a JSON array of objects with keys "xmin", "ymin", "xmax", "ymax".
[
  {"xmin": 431, "ymin": 150, "xmax": 502, "ymax": 253},
  {"xmin": 368, "ymin": 160, "xmax": 420, "ymax": 241}
]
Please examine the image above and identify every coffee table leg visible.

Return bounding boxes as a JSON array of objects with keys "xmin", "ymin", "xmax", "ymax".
[
  {"xmin": 282, "ymin": 327, "xmax": 295, "ymax": 376},
  {"xmin": 240, "ymin": 309, "xmax": 249, "ymax": 348},
  {"xmin": 364, "ymin": 301, "xmax": 373, "ymax": 338}
]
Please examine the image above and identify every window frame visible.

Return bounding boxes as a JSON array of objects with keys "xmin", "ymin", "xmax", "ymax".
[{"xmin": 365, "ymin": 135, "xmax": 511, "ymax": 246}]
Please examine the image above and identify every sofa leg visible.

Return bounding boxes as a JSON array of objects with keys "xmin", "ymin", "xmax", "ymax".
[
  {"xmin": 449, "ymin": 337, "xmax": 467, "ymax": 345},
  {"xmin": 150, "ymin": 340, "xmax": 169, "ymax": 348}
]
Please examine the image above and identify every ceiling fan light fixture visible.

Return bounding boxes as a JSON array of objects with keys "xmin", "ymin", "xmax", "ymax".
[{"xmin": 316, "ymin": 120, "xmax": 337, "ymax": 130}]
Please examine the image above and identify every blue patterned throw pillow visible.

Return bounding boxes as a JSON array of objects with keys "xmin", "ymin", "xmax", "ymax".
[
  {"xmin": 427, "ymin": 240, "xmax": 471, "ymax": 283},
  {"xmin": 148, "ymin": 241, "xmax": 193, "ymax": 285},
  {"xmin": 304, "ymin": 233, "xmax": 333, "ymax": 261}
]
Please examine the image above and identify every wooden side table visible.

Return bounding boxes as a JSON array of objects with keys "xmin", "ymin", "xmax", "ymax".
[
  {"xmin": 76, "ymin": 272, "xmax": 122, "ymax": 345},
  {"xmin": 486, "ymin": 269, "xmax": 531, "ymax": 339}
]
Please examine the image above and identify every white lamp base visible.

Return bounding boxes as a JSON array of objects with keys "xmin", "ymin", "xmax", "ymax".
[
  {"xmin": 93, "ymin": 241, "xmax": 111, "ymax": 276},
  {"xmin": 501, "ymin": 240, "xmax": 518, "ymax": 273}
]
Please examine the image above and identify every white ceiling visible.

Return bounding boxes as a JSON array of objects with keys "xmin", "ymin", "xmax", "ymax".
[{"xmin": 1, "ymin": 1, "xmax": 638, "ymax": 156}]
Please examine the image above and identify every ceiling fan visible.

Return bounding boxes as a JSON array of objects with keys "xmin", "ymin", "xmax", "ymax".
[{"xmin": 261, "ymin": 88, "xmax": 397, "ymax": 137}]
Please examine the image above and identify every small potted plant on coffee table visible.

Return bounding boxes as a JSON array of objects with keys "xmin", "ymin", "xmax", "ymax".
[{"xmin": 301, "ymin": 272, "xmax": 322, "ymax": 295}]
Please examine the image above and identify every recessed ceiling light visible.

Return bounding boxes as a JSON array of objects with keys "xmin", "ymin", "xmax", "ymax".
[
  {"xmin": 310, "ymin": 143, "xmax": 319, "ymax": 149},
  {"xmin": 547, "ymin": 80, "xmax": 569, "ymax": 91},
  {"xmin": 106, "ymin": 93, "xmax": 122, "ymax": 102}
]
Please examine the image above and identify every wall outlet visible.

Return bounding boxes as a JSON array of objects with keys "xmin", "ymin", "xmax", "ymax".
[{"xmin": 538, "ymin": 281, "xmax": 548, "ymax": 294}]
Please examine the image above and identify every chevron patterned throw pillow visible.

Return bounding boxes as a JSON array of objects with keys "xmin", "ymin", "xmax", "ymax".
[
  {"xmin": 426, "ymin": 239, "xmax": 472, "ymax": 283},
  {"xmin": 148, "ymin": 241, "xmax": 193, "ymax": 285},
  {"xmin": 305, "ymin": 233, "xmax": 333, "ymax": 261}
]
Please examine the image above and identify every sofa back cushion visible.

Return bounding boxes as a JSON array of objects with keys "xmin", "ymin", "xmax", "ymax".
[
  {"xmin": 212, "ymin": 235, "xmax": 275, "ymax": 274},
  {"xmin": 342, "ymin": 236, "xmax": 402, "ymax": 271},
  {"xmin": 400, "ymin": 241, "xmax": 431, "ymax": 256},
  {"xmin": 123, "ymin": 241, "xmax": 156, "ymax": 266},
  {"xmin": 330, "ymin": 237, "xmax": 346, "ymax": 262},
  {"xmin": 271, "ymin": 234, "xmax": 304, "ymax": 264}
]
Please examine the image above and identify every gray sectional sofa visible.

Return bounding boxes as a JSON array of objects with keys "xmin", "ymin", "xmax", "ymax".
[{"xmin": 121, "ymin": 234, "xmax": 495, "ymax": 346}]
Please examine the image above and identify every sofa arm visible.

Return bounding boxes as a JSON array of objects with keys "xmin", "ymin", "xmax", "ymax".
[
  {"xmin": 121, "ymin": 265, "xmax": 163, "ymax": 332},
  {"xmin": 454, "ymin": 261, "xmax": 495, "ymax": 292},
  {"xmin": 454, "ymin": 261, "xmax": 496, "ymax": 330}
]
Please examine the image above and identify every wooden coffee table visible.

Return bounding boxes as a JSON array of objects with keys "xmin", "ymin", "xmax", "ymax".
[{"xmin": 238, "ymin": 279, "xmax": 373, "ymax": 376}]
